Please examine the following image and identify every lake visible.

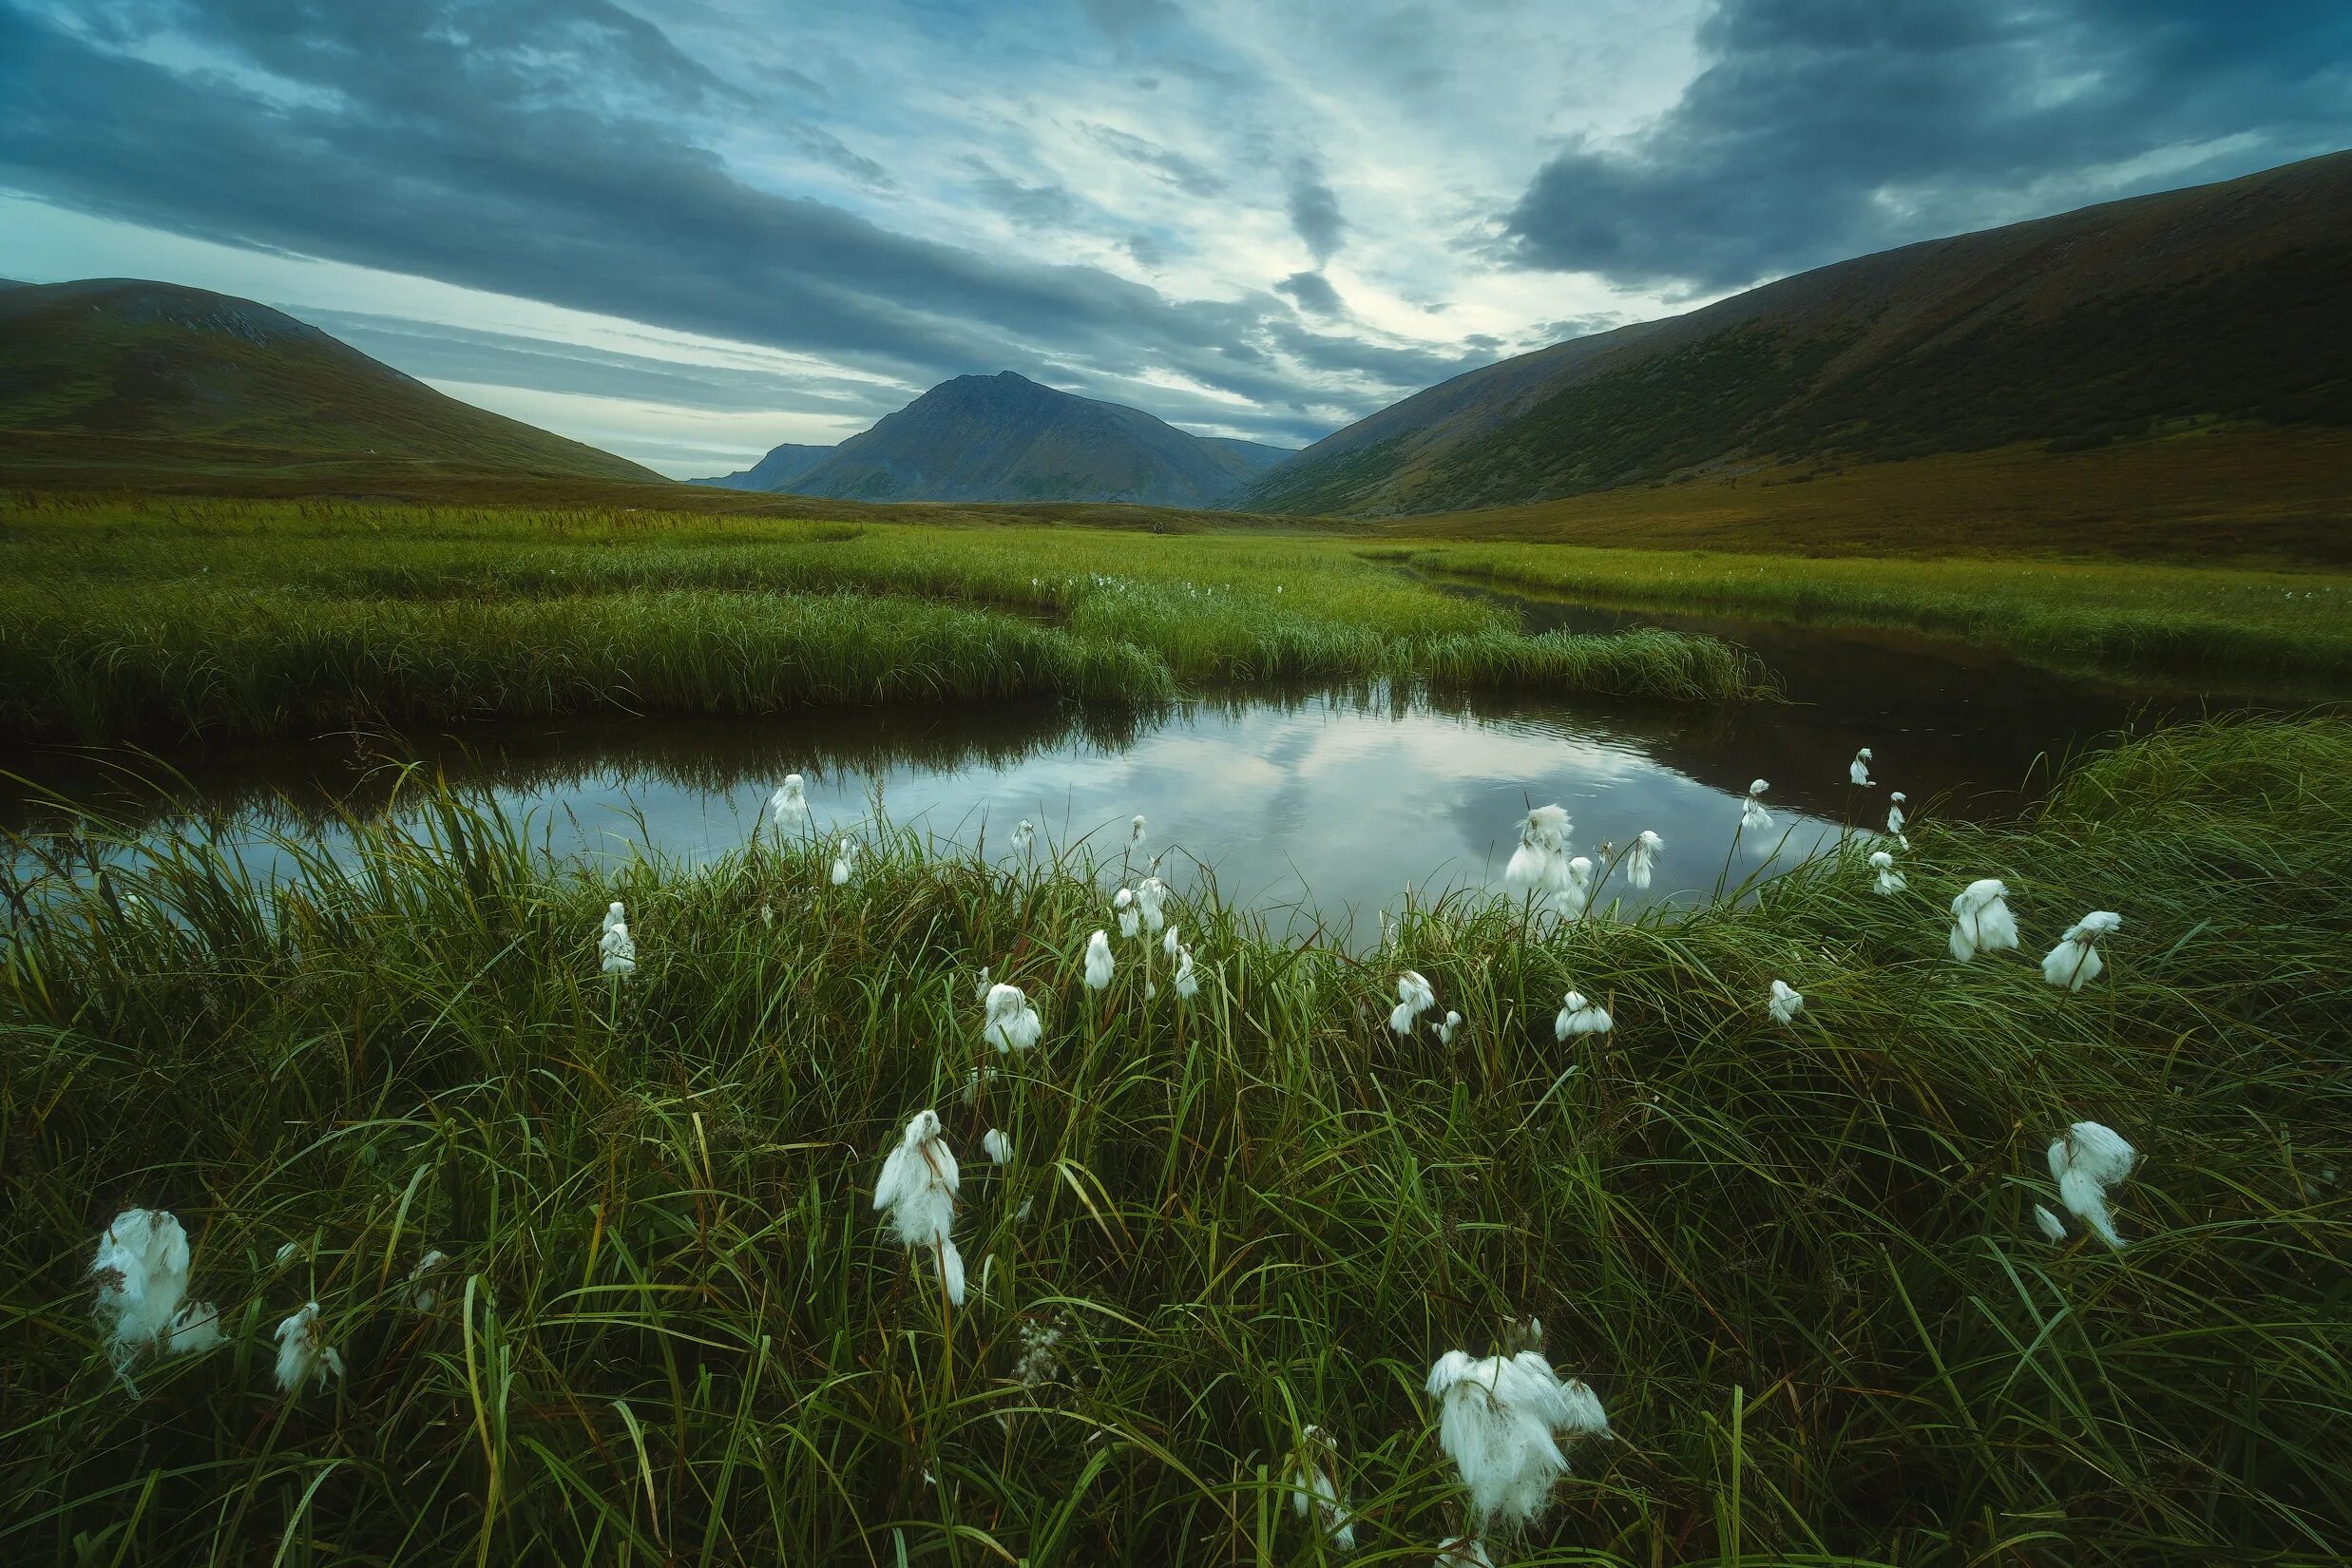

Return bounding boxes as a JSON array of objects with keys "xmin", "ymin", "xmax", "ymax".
[{"xmin": 1, "ymin": 588, "xmax": 2254, "ymax": 940}]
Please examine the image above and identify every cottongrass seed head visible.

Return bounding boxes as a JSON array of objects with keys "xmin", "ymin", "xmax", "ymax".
[
  {"xmin": 1426, "ymin": 1344, "xmax": 1612, "ymax": 1530},
  {"xmin": 2035, "ymin": 1203, "xmax": 2068, "ymax": 1243},
  {"xmin": 982, "ymin": 1128, "xmax": 1013, "ymax": 1165},
  {"xmin": 1437, "ymin": 1009, "xmax": 1463, "ymax": 1045},
  {"xmin": 407, "ymin": 1249, "xmax": 449, "ymax": 1311},
  {"xmin": 1130, "ymin": 813, "xmax": 1147, "ymax": 849},
  {"xmin": 2042, "ymin": 910, "xmax": 2122, "ymax": 991},
  {"xmin": 769, "ymin": 774, "xmax": 809, "ymax": 824},
  {"xmin": 1626, "ymin": 830, "xmax": 1662, "ymax": 890},
  {"xmin": 1887, "ymin": 792, "xmax": 1908, "ymax": 839},
  {"xmin": 1114, "ymin": 886, "xmax": 1140, "ymax": 940},
  {"xmin": 1287, "ymin": 1425, "xmax": 1359, "ymax": 1553},
  {"xmin": 1869, "ymin": 849, "xmax": 1906, "ymax": 894},
  {"xmin": 1390, "ymin": 969, "xmax": 1438, "ymax": 1035},
  {"xmin": 1555, "ymin": 989, "xmax": 1612, "ymax": 1039},
  {"xmin": 273, "ymin": 1301, "xmax": 344, "ymax": 1395},
  {"xmin": 1768, "ymin": 979, "xmax": 1805, "ymax": 1025},
  {"xmin": 1849, "ymin": 747, "xmax": 1875, "ymax": 786},
  {"xmin": 983, "ymin": 981, "xmax": 1043, "ymax": 1052},
  {"xmin": 1136, "ymin": 876, "xmax": 1170, "ymax": 934},
  {"xmin": 1173, "ymin": 944, "xmax": 1199, "ymax": 1000},
  {"xmin": 1742, "ymin": 779, "xmax": 1774, "ymax": 833},
  {"xmin": 875, "ymin": 1110, "xmax": 966, "ymax": 1305},
  {"xmin": 1083, "ymin": 929, "xmax": 1115, "ymax": 990},
  {"xmin": 1949, "ymin": 878, "xmax": 2020, "ymax": 962},
  {"xmin": 598, "ymin": 920, "xmax": 636, "ymax": 978},
  {"xmin": 2048, "ymin": 1120, "xmax": 2139, "ymax": 1250},
  {"xmin": 602, "ymin": 900, "xmax": 626, "ymax": 935},
  {"xmin": 90, "ymin": 1208, "xmax": 220, "ymax": 1385},
  {"xmin": 830, "ymin": 839, "xmax": 857, "ymax": 887},
  {"xmin": 1504, "ymin": 805, "xmax": 1571, "ymax": 896}
]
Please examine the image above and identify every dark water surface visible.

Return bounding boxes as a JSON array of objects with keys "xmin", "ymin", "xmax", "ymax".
[{"xmin": 3, "ymin": 585, "xmax": 2253, "ymax": 938}]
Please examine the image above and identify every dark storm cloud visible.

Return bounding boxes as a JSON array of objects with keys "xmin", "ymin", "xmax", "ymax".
[
  {"xmin": 1284, "ymin": 159, "xmax": 1346, "ymax": 263},
  {"xmin": 0, "ymin": 0, "xmax": 1415, "ymax": 443},
  {"xmin": 1274, "ymin": 270, "xmax": 1346, "ymax": 317},
  {"xmin": 1502, "ymin": 0, "xmax": 2352, "ymax": 292}
]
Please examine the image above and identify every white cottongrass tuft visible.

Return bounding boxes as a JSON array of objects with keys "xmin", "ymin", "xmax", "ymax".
[
  {"xmin": 91, "ymin": 1208, "xmax": 189, "ymax": 1365},
  {"xmin": 830, "ymin": 839, "xmax": 857, "ymax": 887},
  {"xmin": 1010, "ymin": 819, "xmax": 1036, "ymax": 855},
  {"xmin": 1173, "ymin": 944, "xmax": 1199, "ymax": 1000},
  {"xmin": 1162, "ymin": 924, "xmax": 1181, "ymax": 961},
  {"xmin": 1626, "ymin": 830, "xmax": 1662, "ymax": 891},
  {"xmin": 1768, "ymin": 979, "xmax": 1805, "ymax": 1026},
  {"xmin": 1887, "ymin": 792, "xmax": 1908, "ymax": 840},
  {"xmin": 598, "ymin": 920, "xmax": 637, "ymax": 977},
  {"xmin": 407, "ymin": 1250, "xmax": 449, "ymax": 1311},
  {"xmin": 273, "ymin": 1301, "xmax": 345, "ymax": 1395},
  {"xmin": 1437, "ymin": 1009, "xmax": 1463, "ymax": 1045},
  {"xmin": 1558, "ymin": 855, "xmax": 1594, "ymax": 918},
  {"xmin": 1136, "ymin": 876, "xmax": 1170, "ymax": 934},
  {"xmin": 1849, "ymin": 748, "xmax": 1875, "ymax": 787},
  {"xmin": 2041, "ymin": 910, "xmax": 2121, "ymax": 991},
  {"xmin": 602, "ymin": 900, "xmax": 627, "ymax": 936},
  {"xmin": 983, "ymin": 982, "xmax": 1043, "ymax": 1053},
  {"xmin": 1869, "ymin": 849, "xmax": 1906, "ymax": 895},
  {"xmin": 982, "ymin": 1128, "xmax": 1013, "ymax": 1165},
  {"xmin": 1436, "ymin": 1538, "xmax": 1497, "ymax": 1568},
  {"xmin": 875, "ymin": 1110, "xmax": 966, "ymax": 1305},
  {"xmin": 1742, "ymin": 779, "xmax": 1773, "ymax": 833},
  {"xmin": 1287, "ymin": 1425, "xmax": 1359, "ymax": 1553},
  {"xmin": 1083, "ymin": 930, "xmax": 1115, "ymax": 990},
  {"xmin": 1948, "ymin": 878, "xmax": 2020, "ymax": 962},
  {"xmin": 2034, "ymin": 1204, "xmax": 2068, "ymax": 1243},
  {"xmin": 769, "ymin": 774, "xmax": 809, "ymax": 825},
  {"xmin": 1425, "ymin": 1343, "xmax": 1612, "ymax": 1531},
  {"xmin": 1114, "ymin": 887, "xmax": 1139, "ymax": 940},
  {"xmin": 1554, "ymin": 989, "xmax": 1612, "ymax": 1039},
  {"xmin": 1130, "ymin": 813, "xmax": 1147, "ymax": 849},
  {"xmin": 90, "ymin": 1208, "xmax": 221, "ymax": 1384},
  {"xmin": 1390, "ymin": 970, "xmax": 1438, "ymax": 1035},
  {"xmin": 973, "ymin": 965, "xmax": 991, "ymax": 1003},
  {"xmin": 2048, "ymin": 1120, "xmax": 2139, "ymax": 1250},
  {"xmin": 1503, "ymin": 805, "xmax": 1572, "ymax": 900}
]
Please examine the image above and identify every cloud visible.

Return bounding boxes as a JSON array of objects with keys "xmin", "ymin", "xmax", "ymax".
[
  {"xmin": 1285, "ymin": 158, "xmax": 1346, "ymax": 263},
  {"xmin": 0, "ymin": 0, "xmax": 1441, "ymax": 444},
  {"xmin": 1083, "ymin": 123, "xmax": 1228, "ymax": 198},
  {"xmin": 1501, "ymin": 0, "xmax": 2352, "ymax": 292},
  {"xmin": 1274, "ymin": 270, "xmax": 1346, "ymax": 317},
  {"xmin": 962, "ymin": 158, "xmax": 1084, "ymax": 231}
]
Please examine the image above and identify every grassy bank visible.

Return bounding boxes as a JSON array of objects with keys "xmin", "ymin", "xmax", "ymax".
[
  {"xmin": 4, "ymin": 717, "xmax": 2345, "ymax": 1564},
  {"xmin": 0, "ymin": 497, "xmax": 1771, "ymax": 743},
  {"xmin": 1386, "ymin": 542, "xmax": 2352, "ymax": 688}
]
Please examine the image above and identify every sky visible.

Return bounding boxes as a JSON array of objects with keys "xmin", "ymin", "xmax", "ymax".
[{"xmin": 2, "ymin": 1, "xmax": 2346, "ymax": 478}]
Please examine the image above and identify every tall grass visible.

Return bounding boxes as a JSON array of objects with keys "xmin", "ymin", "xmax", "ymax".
[
  {"xmin": 0, "ymin": 500, "xmax": 1775, "ymax": 743},
  {"xmin": 1392, "ymin": 543, "xmax": 2352, "ymax": 687},
  {"xmin": 4, "ymin": 717, "xmax": 2344, "ymax": 1564}
]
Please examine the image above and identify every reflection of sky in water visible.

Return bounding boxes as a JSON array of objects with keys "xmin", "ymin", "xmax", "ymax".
[{"xmin": 7, "ymin": 693, "xmax": 1840, "ymax": 946}]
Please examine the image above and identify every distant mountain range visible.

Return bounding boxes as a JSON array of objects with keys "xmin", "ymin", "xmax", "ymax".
[
  {"xmin": 694, "ymin": 372, "xmax": 1292, "ymax": 507},
  {"xmin": 1246, "ymin": 150, "xmax": 2352, "ymax": 516},
  {"xmin": 0, "ymin": 279, "xmax": 660, "ymax": 483}
]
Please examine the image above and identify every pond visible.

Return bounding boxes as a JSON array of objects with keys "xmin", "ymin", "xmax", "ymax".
[{"xmin": 0, "ymin": 587, "xmax": 2254, "ymax": 940}]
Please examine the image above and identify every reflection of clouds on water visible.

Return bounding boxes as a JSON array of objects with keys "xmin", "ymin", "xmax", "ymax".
[{"xmin": 6, "ymin": 691, "xmax": 1850, "ymax": 944}]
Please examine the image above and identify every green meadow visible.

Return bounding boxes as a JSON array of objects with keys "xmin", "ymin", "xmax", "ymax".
[
  {"xmin": 4, "ymin": 491, "xmax": 2348, "ymax": 1565},
  {"xmin": 4, "ymin": 716, "xmax": 2346, "ymax": 1563}
]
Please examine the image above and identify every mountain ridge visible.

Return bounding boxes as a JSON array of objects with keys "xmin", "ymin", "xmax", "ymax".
[
  {"xmin": 0, "ymin": 278, "xmax": 659, "ymax": 483},
  {"xmin": 696, "ymin": 371, "xmax": 1292, "ymax": 507},
  {"xmin": 1246, "ymin": 149, "xmax": 2352, "ymax": 516}
]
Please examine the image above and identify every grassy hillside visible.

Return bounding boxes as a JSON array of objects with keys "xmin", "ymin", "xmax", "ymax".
[
  {"xmin": 0, "ymin": 279, "xmax": 660, "ymax": 483},
  {"xmin": 5, "ymin": 717, "xmax": 2346, "ymax": 1563},
  {"xmin": 1250, "ymin": 150, "xmax": 2352, "ymax": 518},
  {"xmin": 1386, "ymin": 425, "xmax": 2352, "ymax": 563}
]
